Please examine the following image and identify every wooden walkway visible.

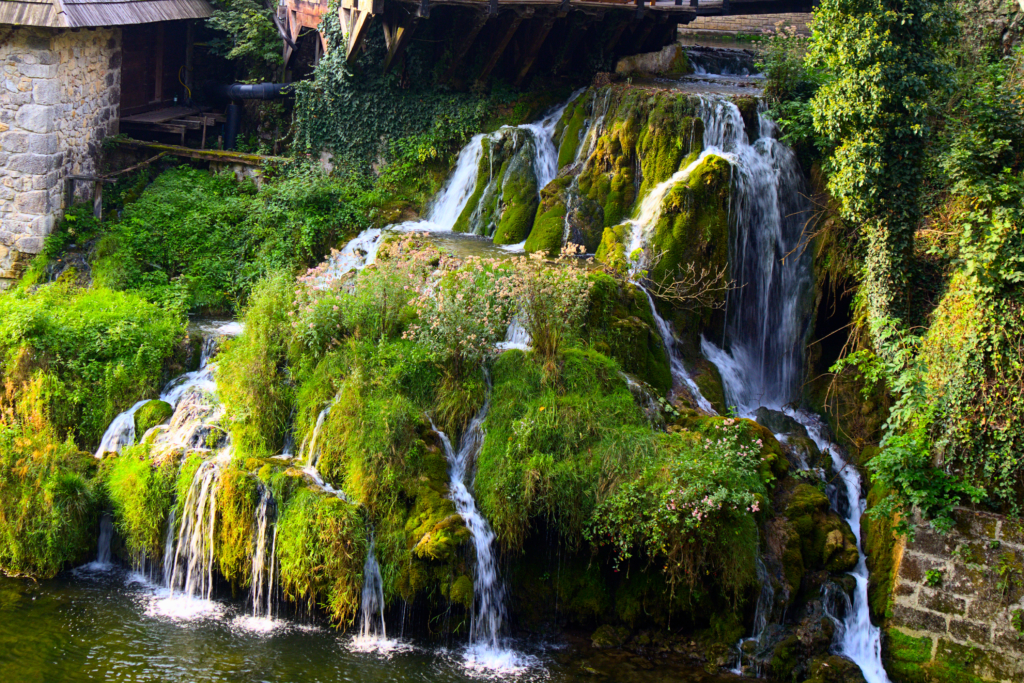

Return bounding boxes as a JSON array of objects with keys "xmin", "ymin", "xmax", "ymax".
[{"xmin": 279, "ymin": 0, "xmax": 813, "ymax": 81}]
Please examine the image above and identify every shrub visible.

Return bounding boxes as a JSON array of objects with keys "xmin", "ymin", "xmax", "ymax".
[
  {"xmin": 276, "ymin": 487, "xmax": 366, "ymax": 626},
  {"xmin": 0, "ymin": 282, "xmax": 184, "ymax": 449},
  {"xmin": 0, "ymin": 380, "xmax": 98, "ymax": 578},
  {"xmin": 104, "ymin": 444, "xmax": 176, "ymax": 565}
]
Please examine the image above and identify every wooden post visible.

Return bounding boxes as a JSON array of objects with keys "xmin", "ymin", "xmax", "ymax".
[
  {"xmin": 441, "ymin": 10, "xmax": 489, "ymax": 83},
  {"xmin": 514, "ymin": 17, "xmax": 557, "ymax": 86},
  {"xmin": 554, "ymin": 15, "xmax": 588, "ymax": 74},
  {"xmin": 92, "ymin": 181, "xmax": 103, "ymax": 221},
  {"xmin": 603, "ymin": 20, "xmax": 628, "ymax": 54},
  {"xmin": 382, "ymin": 6, "xmax": 420, "ymax": 73},
  {"xmin": 475, "ymin": 12, "xmax": 525, "ymax": 84}
]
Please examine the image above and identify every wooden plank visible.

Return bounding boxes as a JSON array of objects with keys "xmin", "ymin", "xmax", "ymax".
[
  {"xmin": 121, "ymin": 106, "xmax": 201, "ymax": 124},
  {"xmin": 114, "ymin": 138, "xmax": 291, "ymax": 166},
  {"xmin": 440, "ymin": 10, "xmax": 489, "ymax": 83},
  {"xmin": 345, "ymin": 8, "xmax": 376, "ymax": 63},
  {"xmin": 383, "ymin": 13, "xmax": 420, "ymax": 73},
  {"xmin": 513, "ymin": 17, "xmax": 556, "ymax": 86},
  {"xmin": 475, "ymin": 12, "xmax": 523, "ymax": 84}
]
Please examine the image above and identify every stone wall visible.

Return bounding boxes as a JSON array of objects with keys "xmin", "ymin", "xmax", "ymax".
[
  {"xmin": 955, "ymin": 0, "xmax": 1024, "ymax": 52},
  {"xmin": 678, "ymin": 13, "xmax": 811, "ymax": 37},
  {"xmin": 886, "ymin": 509, "xmax": 1024, "ymax": 683},
  {"xmin": 0, "ymin": 26, "xmax": 121, "ymax": 288}
]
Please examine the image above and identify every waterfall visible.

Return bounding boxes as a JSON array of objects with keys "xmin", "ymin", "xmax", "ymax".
[
  {"xmin": 94, "ymin": 323, "xmax": 236, "ymax": 458},
  {"xmin": 82, "ymin": 513, "xmax": 115, "ymax": 571},
  {"xmin": 670, "ymin": 97, "xmax": 888, "ymax": 682},
  {"xmin": 357, "ymin": 534, "xmax": 387, "ymax": 642},
  {"xmin": 496, "ymin": 315, "xmax": 531, "ymax": 352},
  {"xmin": 320, "ymin": 93, "xmax": 582, "ymax": 276},
  {"xmin": 787, "ymin": 409, "xmax": 891, "ymax": 683},
  {"xmin": 166, "ymin": 459, "xmax": 222, "ymax": 602},
  {"xmin": 638, "ymin": 285, "xmax": 717, "ymax": 414},
  {"xmin": 250, "ymin": 484, "xmax": 277, "ymax": 620},
  {"xmin": 431, "ymin": 390, "xmax": 530, "ymax": 671}
]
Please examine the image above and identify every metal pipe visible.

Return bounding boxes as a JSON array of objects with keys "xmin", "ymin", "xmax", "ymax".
[{"xmin": 219, "ymin": 83, "xmax": 295, "ymax": 100}]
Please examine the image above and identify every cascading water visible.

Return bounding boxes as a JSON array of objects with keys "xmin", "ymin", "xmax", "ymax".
[
  {"xmin": 320, "ymin": 93, "xmax": 581, "ymax": 275},
  {"xmin": 431, "ymin": 391, "xmax": 530, "ymax": 671},
  {"xmin": 355, "ymin": 534, "xmax": 388, "ymax": 645},
  {"xmin": 669, "ymin": 97, "xmax": 887, "ymax": 682},
  {"xmin": 249, "ymin": 484, "xmax": 277, "ymax": 621},
  {"xmin": 167, "ymin": 459, "xmax": 221, "ymax": 602},
  {"xmin": 82, "ymin": 514, "xmax": 114, "ymax": 571}
]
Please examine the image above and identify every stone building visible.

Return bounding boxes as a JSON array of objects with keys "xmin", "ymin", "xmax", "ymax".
[{"xmin": 0, "ymin": 0, "xmax": 212, "ymax": 289}]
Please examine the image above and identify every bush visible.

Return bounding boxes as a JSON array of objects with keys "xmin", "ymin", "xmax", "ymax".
[
  {"xmin": 0, "ymin": 282, "xmax": 184, "ymax": 449},
  {"xmin": 218, "ymin": 274, "xmax": 296, "ymax": 458},
  {"xmin": 0, "ymin": 381, "xmax": 98, "ymax": 578},
  {"xmin": 104, "ymin": 444, "xmax": 176, "ymax": 565}
]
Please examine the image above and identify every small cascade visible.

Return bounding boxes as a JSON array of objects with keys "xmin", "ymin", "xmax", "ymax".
[
  {"xmin": 249, "ymin": 485, "xmax": 277, "ymax": 620},
  {"xmin": 94, "ymin": 322, "xmax": 238, "ymax": 458},
  {"xmin": 431, "ymin": 391, "xmax": 530, "ymax": 671},
  {"xmin": 166, "ymin": 459, "xmax": 222, "ymax": 602},
  {"xmin": 638, "ymin": 285, "xmax": 717, "ymax": 414},
  {"xmin": 303, "ymin": 404, "xmax": 332, "ymax": 469},
  {"xmin": 161, "ymin": 508, "xmax": 177, "ymax": 587},
  {"xmin": 496, "ymin": 315, "xmax": 531, "ymax": 352},
  {"xmin": 789, "ymin": 410, "xmax": 891, "ymax": 683},
  {"xmin": 82, "ymin": 513, "xmax": 115, "ymax": 571},
  {"xmin": 356, "ymin": 534, "xmax": 387, "ymax": 643}
]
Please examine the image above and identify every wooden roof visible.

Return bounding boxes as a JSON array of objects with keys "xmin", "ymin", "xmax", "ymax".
[{"xmin": 0, "ymin": 0, "xmax": 213, "ymax": 29}]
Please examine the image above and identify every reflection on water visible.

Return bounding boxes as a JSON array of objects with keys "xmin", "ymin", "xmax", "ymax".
[{"xmin": 0, "ymin": 573, "xmax": 742, "ymax": 683}]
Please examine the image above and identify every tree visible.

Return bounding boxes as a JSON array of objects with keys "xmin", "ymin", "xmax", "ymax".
[{"xmin": 808, "ymin": 0, "xmax": 955, "ymax": 354}]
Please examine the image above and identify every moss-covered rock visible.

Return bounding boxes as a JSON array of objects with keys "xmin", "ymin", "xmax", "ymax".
[
  {"xmin": 454, "ymin": 128, "xmax": 539, "ymax": 243},
  {"xmin": 804, "ymin": 655, "xmax": 868, "ymax": 683},
  {"xmin": 584, "ymin": 272, "xmax": 672, "ymax": 394},
  {"xmin": 556, "ymin": 96, "xmax": 589, "ymax": 170},
  {"xmin": 524, "ymin": 176, "xmax": 571, "ymax": 254},
  {"xmin": 134, "ymin": 400, "xmax": 173, "ymax": 436},
  {"xmin": 732, "ymin": 96, "xmax": 761, "ymax": 143}
]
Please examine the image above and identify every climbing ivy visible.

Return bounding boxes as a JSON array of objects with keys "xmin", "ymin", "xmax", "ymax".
[
  {"xmin": 808, "ymin": 0, "xmax": 956, "ymax": 349},
  {"xmin": 292, "ymin": 4, "xmax": 493, "ymax": 171}
]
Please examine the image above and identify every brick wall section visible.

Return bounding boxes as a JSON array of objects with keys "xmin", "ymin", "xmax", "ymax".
[
  {"xmin": 0, "ymin": 26, "xmax": 121, "ymax": 288},
  {"xmin": 678, "ymin": 12, "xmax": 812, "ymax": 36},
  {"xmin": 890, "ymin": 509, "xmax": 1024, "ymax": 682}
]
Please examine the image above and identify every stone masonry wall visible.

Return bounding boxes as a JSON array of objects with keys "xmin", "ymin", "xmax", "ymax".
[
  {"xmin": 887, "ymin": 509, "xmax": 1024, "ymax": 683},
  {"xmin": 0, "ymin": 26, "xmax": 121, "ymax": 288},
  {"xmin": 678, "ymin": 13, "xmax": 812, "ymax": 36}
]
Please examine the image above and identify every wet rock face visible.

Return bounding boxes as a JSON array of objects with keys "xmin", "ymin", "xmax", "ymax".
[{"xmin": 454, "ymin": 128, "xmax": 539, "ymax": 243}]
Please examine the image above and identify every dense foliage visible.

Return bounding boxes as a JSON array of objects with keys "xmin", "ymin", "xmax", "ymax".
[{"xmin": 0, "ymin": 282, "xmax": 183, "ymax": 449}]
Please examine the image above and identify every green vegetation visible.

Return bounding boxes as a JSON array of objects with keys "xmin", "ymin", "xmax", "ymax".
[
  {"xmin": 0, "ymin": 385, "xmax": 97, "ymax": 578},
  {"xmin": 103, "ymin": 444, "xmax": 176, "ymax": 564},
  {"xmin": 0, "ymin": 281, "xmax": 183, "ymax": 450}
]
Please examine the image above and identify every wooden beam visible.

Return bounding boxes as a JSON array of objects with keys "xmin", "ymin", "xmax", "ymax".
[
  {"xmin": 113, "ymin": 138, "xmax": 291, "ymax": 166},
  {"xmin": 603, "ymin": 19, "xmax": 628, "ymax": 54},
  {"xmin": 629, "ymin": 17, "xmax": 656, "ymax": 53},
  {"xmin": 382, "ymin": 9, "xmax": 419, "ymax": 73},
  {"xmin": 513, "ymin": 17, "xmax": 556, "ymax": 86},
  {"xmin": 554, "ymin": 16, "xmax": 587, "ymax": 74},
  {"xmin": 345, "ymin": 8, "xmax": 376, "ymax": 64},
  {"xmin": 475, "ymin": 12, "xmax": 523, "ymax": 84},
  {"xmin": 441, "ymin": 10, "xmax": 489, "ymax": 83}
]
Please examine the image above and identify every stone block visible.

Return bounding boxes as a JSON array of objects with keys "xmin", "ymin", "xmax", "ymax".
[
  {"xmin": 892, "ymin": 604, "xmax": 948, "ymax": 633},
  {"xmin": 953, "ymin": 509, "xmax": 999, "ymax": 539},
  {"xmin": 898, "ymin": 552, "xmax": 946, "ymax": 583},
  {"xmin": 968, "ymin": 598, "xmax": 1010, "ymax": 621},
  {"xmin": 32, "ymin": 79, "xmax": 60, "ymax": 106},
  {"xmin": 1001, "ymin": 519, "xmax": 1024, "ymax": 546},
  {"xmin": 30, "ymin": 214, "xmax": 54, "ymax": 236},
  {"xmin": 920, "ymin": 588, "xmax": 966, "ymax": 615},
  {"xmin": 0, "ymin": 122, "xmax": 8, "ymax": 132},
  {"xmin": 25, "ymin": 132, "xmax": 59, "ymax": 155},
  {"xmin": 992, "ymin": 628, "xmax": 1024, "ymax": 656},
  {"xmin": 14, "ymin": 235, "xmax": 43, "ymax": 254},
  {"xmin": 909, "ymin": 527, "xmax": 957, "ymax": 556},
  {"xmin": 8, "ymin": 153, "xmax": 57, "ymax": 175},
  {"xmin": 949, "ymin": 618, "xmax": 991, "ymax": 644},
  {"xmin": 14, "ymin": 190, "xmax": 48, "ymax": 214},
  {"xmin": 15, "ymin": 104, "xmax": 54, "ymax": 133},
  {"xmin": 18, "ymin": 63, "xmax": 58, "ymax": 79},
  {"xmin": 895, "ymin": 581, "xmax": 917, "ymax": 598}
]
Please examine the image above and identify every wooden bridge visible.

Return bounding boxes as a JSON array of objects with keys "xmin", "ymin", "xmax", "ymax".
[{"xmin": 278, "ymin": 0, "xmax": 814, "ymax": 84}]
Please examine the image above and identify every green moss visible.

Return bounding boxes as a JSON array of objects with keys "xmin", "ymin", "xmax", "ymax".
[
  {"xmin": 493, "ymin": 151, "xmax": 540, "ymax": 245},
  {"xmin": 524, "ymin": 176, "xmax": 571, "ymax": 254},
  {"xmin": 557, "ymin": 98, "xmax": 588, "ymax": 169},
  {"xmin": 732, "ymin": 97, "xmax": 760, "ymax": 143},
  {"xmin": 276, "ymin": 486, "xmax": 366, "ymax": 627},
  {"xmin": 770, "ymin": 634, "xmax": 801, "ymax": 681},
  {"xmin": 584, "ymin": 272, "xmax": 672, "ymax": 394},
  {"xmin": 104, "ymin": 444, "xmax": 176, "ymax": 564},
  {"xmin": 454, "ymin": 137, "xmax": 495, "ymax": 234},
  {"xmin": 448, "ymin": 574, "xmax": 474, "ymax": 609},
  {"xmin": 636, "ymin": 95, "xmax": 703, "ymax": 198},
  {"xmin": 214, "ymin": 466, "xmax": 259, "ymax": 588},
  {"xmin": 864, "ymin": 472, "xmax": 898, "ymax": 621},
  {"xmin": 692, "ymin": 360, "xmax": 727, "ymax": 415},
  {"xmin": 134, "ymin": 400, "xmax": 172, "ymax": 437}
]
